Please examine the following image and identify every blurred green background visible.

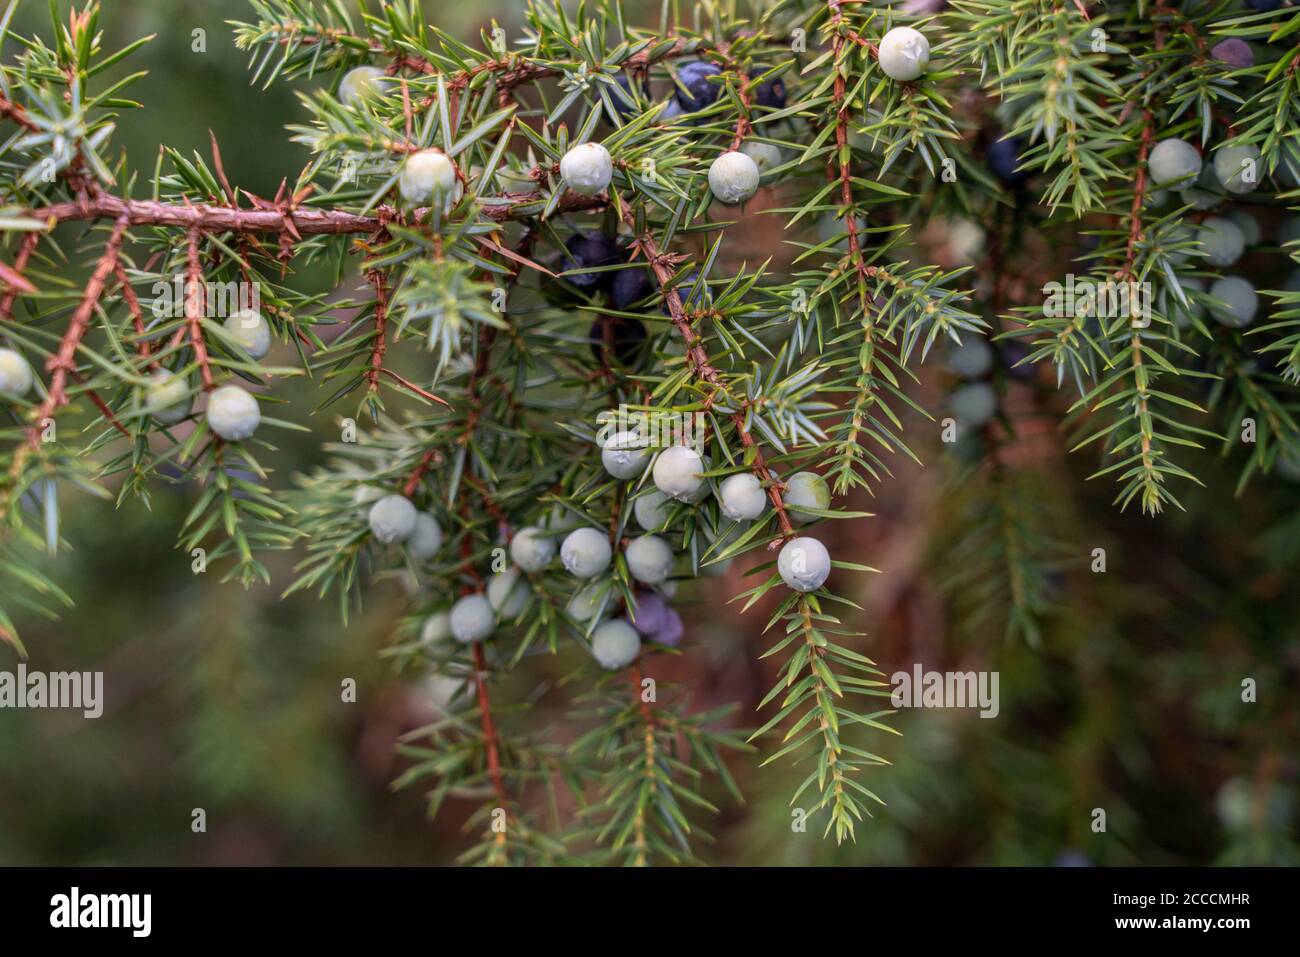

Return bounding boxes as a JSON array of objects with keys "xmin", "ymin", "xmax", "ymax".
[{"xmin": 0, "ymin": 0, "xmax": 1296, "ymax": 866}]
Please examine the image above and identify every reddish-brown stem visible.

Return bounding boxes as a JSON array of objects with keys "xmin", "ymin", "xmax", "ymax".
[
  {"xmin": 184, "ymin": 228, "xmax": 215, "ymax": 391},
  {"xmin": 1, "ymin": 233, "xmax": 41, "ymax": 322},
  {"xmin": 25, "ymin": 190, "xmax": 607, "ymax": 237},
  {"xmin": 112, "ymin": 263, "xmax": 157, "ymax": 368},
  {"xmin": 365, "ymin": 269, "xmax": 388, "ymax": 395},
  {"xmin": 0, "ymin": 93, "xmax": 38, "ymax": 132},
  {"xmin": 472, "ymin": 640, "xmax": 510, "ymax": 814},
  {"xmin": 627, "ymin": 212, "xmax": 795, "ymax": 539},
  {"xmin": 35, "ymin": 217, "xmax": 129, "ymax": 426}
]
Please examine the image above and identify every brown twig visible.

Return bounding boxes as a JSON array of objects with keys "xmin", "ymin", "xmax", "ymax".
[
  {"xmin": 0, "ymin": 233, "xmax": 41, "ymax": 322},
  {"xmin": 184, "ymin": 228, "xmax": 215, "ymax": 391}
]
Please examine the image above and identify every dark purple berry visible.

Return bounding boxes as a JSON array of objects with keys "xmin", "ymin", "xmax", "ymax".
[
  {"xmin": 1245, "ymin": 0, "xmax": 1281, "ymax": 11},
  {"xmin": 748, "ymin": 68, "xmax": 787, "ymax": 109},
  {"xmin": 610, "ymin": 267, "xmax": 655, "ymax": 310},
  {"xmin": 662, "ymin": 271, "xmax": 708, "ymax": 314},
  {"xmin": 1211, "ymin": 38, "xmax": 1254, "ymax": 68},
  {"xmin": 987, "ymin": 135, "xmax": 1031, "ymax": 187},
  {"xmin": 652, "ymin": 607, "xmax": 684, "ymax": 646},
  {"xmin": 1000, "ymin": 339, "xmax": 1038, "ymax": 381},
  {"xmin": 674, "ymin": 61, "xmax": 722, "ymax": 113},
  {"xmin": 588, "ymin": 314, "xmax": 647, "ymax": 367},
  {"xmin": 563, "ymin": 232, "xmax": 624, "ymax": 291},
  {"xmin": 613, "ymin": 72, "xmax": 652, "ymax": 118},
  {"xmin": 628, "ymin": 591, "xmax": 671, "ymax": 636}
]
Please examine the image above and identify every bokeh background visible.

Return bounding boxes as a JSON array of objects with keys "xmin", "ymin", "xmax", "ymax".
[{"xmin": 1, "ymin": 0, "xmax": 1296, "ymax": 866}]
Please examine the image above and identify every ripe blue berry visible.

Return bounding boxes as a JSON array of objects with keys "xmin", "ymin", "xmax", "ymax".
[
  {"xmin": 778, "ymin": 536, "xmax": 831, "ymax": 592},
  {"xmin": 708, "ymin": 150, "xmax": 761, "ymax": 204},
  {"xmin": 559, "ymin": 141, "xmax": 613, "ymax": 196},
  {"xmin": 591, "ymin": 618, "xmax": 641, "ymax": 669},
  {"xmin": 563, "ymin": 232, "xmax": 624, "ymax": 291},
  {"xmin": 1211, "ymin": 38, "xmax": 1254, "ymax": 69},
  {"xmin": 1225, "ymin": 209, "xmax": 1260, "ymax": 246},
  {"xmin": 561, "ymin": 526, "xmax": 613, "ymax": 578},
  {"xmin": 674, "ymin": 61, "xmax": 722, "ymax": 112},
  {"xmin": 510, "ymin": 525, "xmax": 555, "ymax": 572},
  {"xmin": 613, "ymin": 72, "xmax": 652, "ymax": 118},
  {"xmin": 748, "ymin": 68, "xmax": 787, "ymax": 109},
  {"xmin": 369, "ymin": 493, "xmax": 418, "ymax": 543},
  {"xmin": 206, "ymin": 384, "xmax": 261, "ymax": 441},
  {"xmin": 0, "ymin": 347, "xmax": 34, "ymax": 399},
  {"xmin": 987, "ymin": 135, "xmax": 1031, "ymax": 187},
  {"xmin": 588, "ymin": 315, "xmax": 647, "ymax": 366},
  {"xmin": 609, "ymin": 267, "xmax": 655, "ymax": 310},
  {"xmin": 878, "ymin": 27, "xmax": 930, "ymax": 81},
  {"xmin": 628, "ymin": 590, "xmax": 670, "ymax": 635},
  {"xmin": 450, "ymin": 593, "xmax": 495, "ymax": 643},
  {"xmin": 652, "ymin": 606, "xmax": 684, "ymax": 646}
]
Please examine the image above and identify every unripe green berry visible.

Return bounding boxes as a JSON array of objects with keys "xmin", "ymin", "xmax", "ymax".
[
  {"xmin": 1208, "ymin": 276, "xmax": 1258, "ymax": 328},
  {"xmin": 566, "ymin": 582, "xmax": 610, "ymax": 623},
  {"xmin": 1196, "ymin": 216, "xmax": 1245, "ymax": 267},
  {"xmin": 450, "ymin": 593, "xmax": 495, "ymax": 643},
  {"xmin": 783, "ymin": 471, "xmax": 830, "ymax": 525},
  {"xmin": 717, "ymin": 472, "xmax": 767, "ymax": 521},
  {"xmin": 222, "ymin": 308, "xmax": 271, "ymax": 359},
  {"xmin": 740, "ymin": 141, "xmax": 783, "ymax": 178},
  {"xmin": 205, "ymin": 384, "xmax": 261, "ymax": 441},
  {"xmin": 509, "ymin": 525, "xmax": 555, "ymax": 572},
  {"xmin": 407, "ymin": 512, "xmax": 443, "ymax": 560},
  {"xmin": 778, "ymin": 536, "xmax": 831, "ymax": 592},
  {"xmin": 339, "ymin": 66, "xmax": 390, "ymax": 107},
  {"xmin": 1148, "ymin": 138, "xmax": 1202, "ymax": 187},
  {"xmin": 561, "ymin": 526, "xmax": 613, "ymax": 578},
  {"xmin": 878, "ymin": 27, "xmax": 930, "ymax": 81},
  {"xmin": 625, "ymin": 534, "xmax": 673, "ymax": 585},
  {"xmin": 487, "ymin": 568, "xmax": 531, "ymax": 619},
  {"xmin": 1225, "ymin": 209, "xmax": 1261, "ymax": 246},
  {"xmin": 559, "ymin": 141, "xmax": 613, "ymax": 196},
  {"xmin": 652, "ymin": 445, "xmax": 705, "ymax": 502},
  {"xmin": 0, "ymin": 347, "xmax": 34, "ymax": 399},
  {"xmin": 420, "ymin": 610, "xmax": 452, "ymax": 645},
  {"xmin": 1213, "ymin": 145, "xmax": 1261, "ymax": 195},
  {"xmin": 399, "ymin": 148, "xmax": 457, "ymax": 207},
  {"xmin": 947, "ymin": 336, "xmax": 994, "ymax": 380},
  {"xmin": 369, "ymin": 494, "xmax": 418, "ymax": 543},
  {"xmin": 600, "ymin": 429, "xmax": 650, "ymax": 479},
  {"xmin": 708, "ymin": 150, "xmax": 760, "ymax": 204},
  {"xmin": 633, "ymin": 488, "xmax": 672, "ymax": 531},
  {"xmin": 950, "ymin": 381, "xmax": 998, "ymax": 429},
  {"xmin": 144, "ymin": 369, "xmax": 191, "ymax": 425},
  {"xmin": 590, "ymin": 618, "xmax": 641, "ymax": 670}
]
